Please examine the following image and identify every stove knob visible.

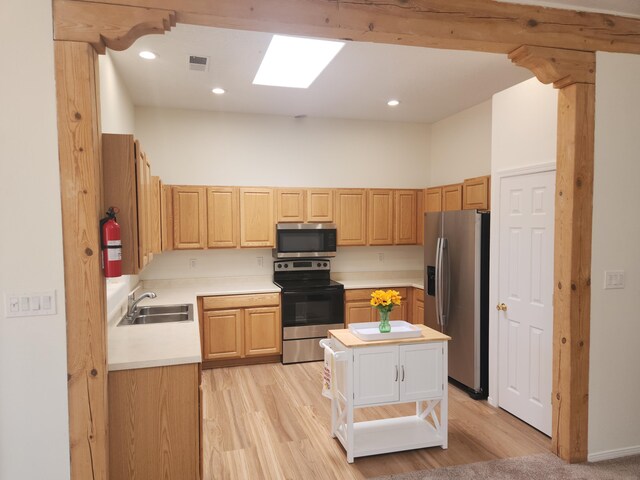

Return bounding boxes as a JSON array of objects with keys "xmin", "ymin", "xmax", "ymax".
[
  {"xmin": 284, "ymin": 264, "xmax": 288, "ymax": 268},
  {"xmin": 323, "ymin": 262, "xmax": 328, "ymax": 267},
  {"xmin": 317, "ymin": 262, "xmax": 321, "ymax": 267},
  {"xmin": 277, "ymin": 264, "xmax": 282, "ymax": 269}
]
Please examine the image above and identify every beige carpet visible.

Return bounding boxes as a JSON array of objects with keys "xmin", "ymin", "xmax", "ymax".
[{"xmin": 372, "ymin": 453, "xmax": 640, "ymax": 480}]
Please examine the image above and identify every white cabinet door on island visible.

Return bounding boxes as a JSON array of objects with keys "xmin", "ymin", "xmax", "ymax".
[{"xmin": 326, "ymin": 325, "xmax": 450, "ymax": 463}]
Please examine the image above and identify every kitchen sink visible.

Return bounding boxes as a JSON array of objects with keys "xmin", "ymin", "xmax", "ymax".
[{"xmin": 118, "ymin": 303, "xmax": 194, "ymax": 326}]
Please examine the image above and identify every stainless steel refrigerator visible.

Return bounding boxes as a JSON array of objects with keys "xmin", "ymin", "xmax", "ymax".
[{"xmin": 424, "ymin": 210, "xmax": 490, "ymax": 399}]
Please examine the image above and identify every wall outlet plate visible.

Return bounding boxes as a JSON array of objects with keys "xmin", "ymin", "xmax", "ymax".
[
  {"xmin": 604, "ymin": 270, "xmax": 625, "ymax": 289},
  {"xmin": 4, "ymin": 290, "xmax": 57, "ymax": 318}
]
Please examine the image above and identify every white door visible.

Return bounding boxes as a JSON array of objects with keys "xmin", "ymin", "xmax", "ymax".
[
  {"xmin": 400, "ymin": 343, "xmax": 442, "ymax": 401},
  {"xmin": 497, "ymin": 170, "xmax": 555, "ymax": 435},
  {"xmin": 353, "ymin": 346, "xmax": 399, "ymax": 406}
]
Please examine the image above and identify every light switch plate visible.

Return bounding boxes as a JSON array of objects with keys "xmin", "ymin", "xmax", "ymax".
[
  {"xmin": 604, "ymin": 270, "xmax": 625, "ymax": 290},
  {"xmin": 4, "ymin": 290, "xmax": 57, "ymax": 317}
]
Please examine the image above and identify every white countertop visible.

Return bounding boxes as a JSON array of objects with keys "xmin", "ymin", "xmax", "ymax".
[
  {"xmin": 332, "ymin": 271, "xmax": 424, "ymax": 290},
  {"xmin": 107, "ymin": 276, "xmax": 279, "ymax": 371}
]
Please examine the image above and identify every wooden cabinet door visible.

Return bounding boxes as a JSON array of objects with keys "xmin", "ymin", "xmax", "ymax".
[
  {"xmin": 306, "ymin": 189, "xmax": 333, "ymax": 223},
  {"xmin": 150, "ymin": 176, "xmax": 162, "ymax": 254},
  {"xmin": 417, "ymin": 189, "xmax": 424, "ymax": 246},
  {"xmin": 442, "ymin": 184, "xmax": 463, "ymax": 211},
  {"xmin": 173, "ymin": 186, "xmax": 207, "ymax": 249},
  {"xmin": 160, "ymin": 183, "xmax": 174, "ymax": 252},
  {"xmin": 394, "ymin": 190, "xmax": 417, "ymax": 244},
  {"xmin": 136, "ymin": 143, "xmax": 150, "ymax": 268},
  {"xmin": 425, "ymin": 187, "xmax": 442, "ymax": 213},
  {"xmin": 353, "ymin": 345, "xmax": 399, "ymax": 406},
  {"xmin": 244, "ymin": 306, "xmax": 281, "ymax": 357},
  {"xmin": 463, "ymin": 175, "xmax": 491, "ymax": 210},
  {"xmin": 335, "ymin": 189, "xmax": 367, "ymax": 246},
  {"xmin": 367, "ymin": 189, "xmax": 394, "ymax": 245},
  {"xmin": 345, "ymin": 301, "xmax": 374, "ymax": 325},
  {"xmin": 240, "ymin": 187, "xmax": 275, "ymax": 247},
  {"xmin": 412, "ymin": 288, "xmax": 425, "ymax": 325},
  {"xmin": 399, "ymin": 343, "xmax": 442, "ymax": 401},
  {"xmin": 203, "ymin": 309, "xmax": 243, "ymax": 360},
  {"xmin": 207, "ymin": 187, "xmax": 238, "ymax": 248},
  {"xmin": 276, "ymin": 189, "xmax": 305, "ymax": 223},
  {"xmin": 389, "ymin": 302, "xmax": 409, "ymax": 322}
]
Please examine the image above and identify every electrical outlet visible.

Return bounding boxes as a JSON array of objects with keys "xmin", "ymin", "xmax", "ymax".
[
  {"xmin": 189, "ymin": 258, "xmax": 197, "ymax": 269},
  {"xmin": 604, "ymin": 270, "xmax": 625, "ymax": 289},
  {"xmin": 5, "ymin": 291, "xmax": 57, "ymax": 318},
  {"xmin": 378, "ymin": 253, "xmax": 385, "ymax": 263},
  {"xmin": 257, "ymin": 256, "xmax": 264, "ymax": 267}
]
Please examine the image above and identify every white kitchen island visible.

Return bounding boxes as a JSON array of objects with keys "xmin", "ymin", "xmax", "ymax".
[{"xmin": 326, "ymin": 325, "xmax": 451, "ymax": 463}]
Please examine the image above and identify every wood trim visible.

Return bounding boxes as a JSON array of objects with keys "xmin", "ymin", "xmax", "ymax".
[
  {"xmin": 551, "ymin": 82, "xmax": 594, "ymax": 463},
  {"xmin": 59, "ymin": 0, "xmax": 640, "ymax": 55},
  {"xmin": 202, "ymin": 354, "xmax": 281, "ymax": 370},
  {"xmin": 509, "ymin": 45, "xmax": 596, "ymax": 89},
  {"xmin": 202, "ymin": 293, "xmax": 280, "ymax": 310},
  {"xmin": 54, "ymin": 40, "xmax": 107, "ymax": 480},
  {"xmin": 53, "ymin": 0, "xmax": 176, "ymax": 54}
]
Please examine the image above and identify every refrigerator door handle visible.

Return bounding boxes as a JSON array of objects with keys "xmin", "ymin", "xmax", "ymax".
[
  {"xmin": 442, "ymin": 237, "xmax": 451, "ymax": 326},
  {"xmin": 435, "ymin": 237, "xmax": 443, "ymax": 327}
]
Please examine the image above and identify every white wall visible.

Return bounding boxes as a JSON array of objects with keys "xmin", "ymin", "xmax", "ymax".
[
  {"xmin": 99, "ymin": 50, "xmax": 136, "ymax": 134},
  {"xmin": 429, "ymin": 100, "xmax": 492, "ymax": 185},
  {"xmin": 488, "ymin": 78, "xmax": 558, "ymax": 407},
  {"xmin": 135, "ymin": 107, "xmax": 431, "ymax": 188},
  {"xmin": 588, "ymin": 52, "xmax": 640, "ymax": 460},
  {"xmin": 0, "ymin": 0, "xmax": 70, "ymax": 478}
]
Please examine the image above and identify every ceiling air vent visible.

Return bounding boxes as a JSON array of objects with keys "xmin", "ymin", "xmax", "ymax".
[{"xmin": 188, "ymin": 55, "xmax": 210, "ymax": 72}]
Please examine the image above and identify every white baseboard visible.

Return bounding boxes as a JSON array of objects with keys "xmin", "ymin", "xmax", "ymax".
[{"xmin": 588, "ymin": 445, "xmax": 640, "ymax": 462}]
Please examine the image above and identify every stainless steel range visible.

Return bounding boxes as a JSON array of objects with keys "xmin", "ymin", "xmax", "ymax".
[{"xmin": 273, "ymin": 259, "xmax": 344, "ymax": 364}]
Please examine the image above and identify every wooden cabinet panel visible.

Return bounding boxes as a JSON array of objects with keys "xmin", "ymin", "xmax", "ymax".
[
  {"xmin": 173, "ymin": 186, "xmax": 207, "ymax": 249},
  {"xmin": 442, "ymin": 184, "xmax": 463, "ymax": 211},
  {"xmin": 417, "ymin": 189, "xmax": 424, "ymax": 246},
  {"xmin": 202, "ymin": 293, "xmax": 280, "ymax": 310},
  {"xmin": 425, "ymin": 187, "xmax": 443, "ymax": 213},
  {"xmin": 412, "ymin": 288, "xmax": 425, "ymax": 325},
  {"xmin": 463, "ymin": 175, "xmax": 491, "ymax": 210},
  {"xmin": 367, "ymin": 189, "xmax": 394, "ymax": 245},
  {"xmin": 335, "ymin": 189, "xmax": 367, "ymax": 246},
  {"xmin": 345, "ymin": 301, "xmax": 374, "ymax": 325},
  {"xmin": 151, "ymin": 176, "xmax": 162, "ymax": 254},
  {"xmin": 389, "ymin": 301, "xmax": 409, "ymax": 322},
  {"xmin": 207, "ymin": 187, "xmax": 238, "ymax": 248},
  {"xmin": 136, "ymin": 145, "xmax": 151, "ymax": 268},
  {"xmin": 276, "ymin": 189, "xmax": 305, "ymax": 223},
  {"xmin": 109, "ymin": 363, "xmax": 200, "ymax": 480},
  {"xmin": 240, "ymin": 187, "xmax": 275, "ymax": 247},
  {"xmin": 203, "ymin": 309, "xmax": 243, "ymax": 360},
  {"xmin": 161, "ymin": 183, "xmax": 174, "ymax": 252},
  {"xmin": 394, "ymin": 190, "xmax": 417, "ymax": 245},
  {"xmin": 244, "ymin": 307, "xmax": 281, "ymax": 357},
  {"xmin": 307, "ymin": 189, "xmax": 333, "ymax": 223}
]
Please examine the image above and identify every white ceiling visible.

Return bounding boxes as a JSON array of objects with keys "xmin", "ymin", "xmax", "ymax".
[
  {"xmin": 498, "ymin": 0, "xmax": 640, "ymax": 17},
  {"xmin": 110, "ymin": 25, "xmax": 534, "ymax": 124}
]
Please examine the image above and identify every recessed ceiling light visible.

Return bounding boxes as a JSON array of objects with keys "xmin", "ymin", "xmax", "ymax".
[
  {"xmin": 387, "ymin": 99, "xmax": 400, "ymax": 107},
  {"xmin": 211, "ymin": 88, "xmax": 226, "ymax": 95},
  {"xmin": 139, "ymin": 51, "xmax": 156, "ymax": 60},
  {"xmin": 253, "ymin": 35, "xmax": 345, "ymax": 89}
]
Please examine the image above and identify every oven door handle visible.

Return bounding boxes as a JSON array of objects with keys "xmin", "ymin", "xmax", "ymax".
[{"xmin": 281, "ymin": 288, "xmax": 344, "ymax": 296}]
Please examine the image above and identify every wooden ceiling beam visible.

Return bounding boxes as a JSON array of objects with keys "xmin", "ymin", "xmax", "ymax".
[{"xmin": 54, "ymin": 0, "xmax": 640, "ymax": 55}]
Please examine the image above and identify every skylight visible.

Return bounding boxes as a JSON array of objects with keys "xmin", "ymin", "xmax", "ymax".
[{"xmin": 253, "ymin": 35, "xmax": 345, "ymax": 89}]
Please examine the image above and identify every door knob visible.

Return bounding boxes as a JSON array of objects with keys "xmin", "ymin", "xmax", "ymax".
[{"xmin": 496, "ymin": 303, "xmax": 508, "ymax": 312}]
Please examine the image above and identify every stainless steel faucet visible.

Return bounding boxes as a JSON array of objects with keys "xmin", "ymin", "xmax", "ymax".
[{"xmin": 126, "ymin": 291, "xmax": 157, "ymax": 319}]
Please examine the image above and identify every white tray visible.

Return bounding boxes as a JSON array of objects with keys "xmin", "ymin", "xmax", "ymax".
[{"xmin": 348, "ymin": 321, "xmax": 422, "ymax": 341}]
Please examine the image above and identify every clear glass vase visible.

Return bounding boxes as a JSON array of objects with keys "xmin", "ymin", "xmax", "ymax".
[{"xmin": 378, "ymin": 309, "xmax": 391, "ymax": 333}]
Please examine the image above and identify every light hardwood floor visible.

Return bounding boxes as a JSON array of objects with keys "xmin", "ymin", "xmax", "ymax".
[{"xmin": 202, "ymin": 362, "xmax": 551, "ymax": 480}]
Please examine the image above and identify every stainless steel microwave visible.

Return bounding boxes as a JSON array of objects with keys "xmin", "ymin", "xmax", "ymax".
[{"xmin": 273, "ymin": 223, "xmax": 337, "ymax": 258}]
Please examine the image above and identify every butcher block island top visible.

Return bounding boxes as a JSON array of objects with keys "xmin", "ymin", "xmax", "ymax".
[{"xmin": 330, "ymin": 324, "xmax": 450, "ymax": 347}]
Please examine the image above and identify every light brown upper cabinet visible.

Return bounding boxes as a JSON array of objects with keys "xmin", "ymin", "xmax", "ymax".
[
  {"xmin": 102, "ymin": 134, "xmax": 159, "ymax": 274},
  {"xmin": 150, "ymin": 176, "xmax": 162, "ymax": 255},
  {"xmin": 425, "ymin": 187, "xmax": 443, "ymax": 213},
  {"xmin": 367, "ymin": 189, "xmax": 394, "ymax": 245},
  {"xmin": 394, "ymin": 190, "xmax": 417, "ymax": 245},
  {"xmin": 442, "ymin": 184, "xmax": 463, "ymax": 211},
  {"xmin": 172, "ymin": 186, "xmax": 207, "ymax": 250},
  {"xmin": 239, "ymin": 187, "xmax": 275, "ymax": 247},
  {"xmin": 207, "ymin": 187, "xmax": 239, "ymax": 248},
  {"xmin": 306, "ymin": 189, "xmax": 333, "ymax": 223},
  {"xmin": 335, "ymin": 189, "xmax": 367, "ymax": 246},
  {"xmin": 160, "ymin": 183, "xmax": 174, "ymax": 252},
  {"xmin": 276, "ymin": 189, "xmax": 305, "ymax": 223},
  {"xmin": 463, "ymin": 175, "xmax": 491, "ymax": 210},
  {"xmin": 417, "ymin": 189, "xmax": 424, "ymax": 246}
]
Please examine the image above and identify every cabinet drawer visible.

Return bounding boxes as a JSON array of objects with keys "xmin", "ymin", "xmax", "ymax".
[
  {"xmin": 345, "ymin": 287, "xmax": 408, "ymax": 302},
  {"xmin": 202, "ymin": 293, "xmax": 280, "ymax": 310}
]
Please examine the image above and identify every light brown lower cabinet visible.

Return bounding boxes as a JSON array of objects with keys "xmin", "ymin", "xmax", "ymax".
[
  {"xmin": 344, "ymin": 288, "xmax": 409, "ymax": 325},
  {"xmin": 200, "ymin": 293, "xmax": 281, "ymax": 368},
  {"xmin": 412, "ymin": 288, "xmax": 425, "ymax": 325},
  {"xmin": 108, "ymin": 363, "xmax": 201, "ymax": 480}
]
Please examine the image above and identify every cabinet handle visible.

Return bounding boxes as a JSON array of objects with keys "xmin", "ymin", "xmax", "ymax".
[
  {"xmin": 401, "ymin": 365, "xmax": 405, "ymax": 382},
  {"xmin": 395, "ymin": 366, "xmax": 398, "ymax": 382}
]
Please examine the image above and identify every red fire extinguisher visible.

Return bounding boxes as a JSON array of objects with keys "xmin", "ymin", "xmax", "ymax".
[{"xmin": 100, "ymin": 207, "xmax": 122, "ymax": 278}]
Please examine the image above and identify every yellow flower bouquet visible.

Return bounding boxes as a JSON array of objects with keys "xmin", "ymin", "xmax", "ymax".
[{"xmin": 370, "ymin": 289, "xmax": 402, "ymax": 333}]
